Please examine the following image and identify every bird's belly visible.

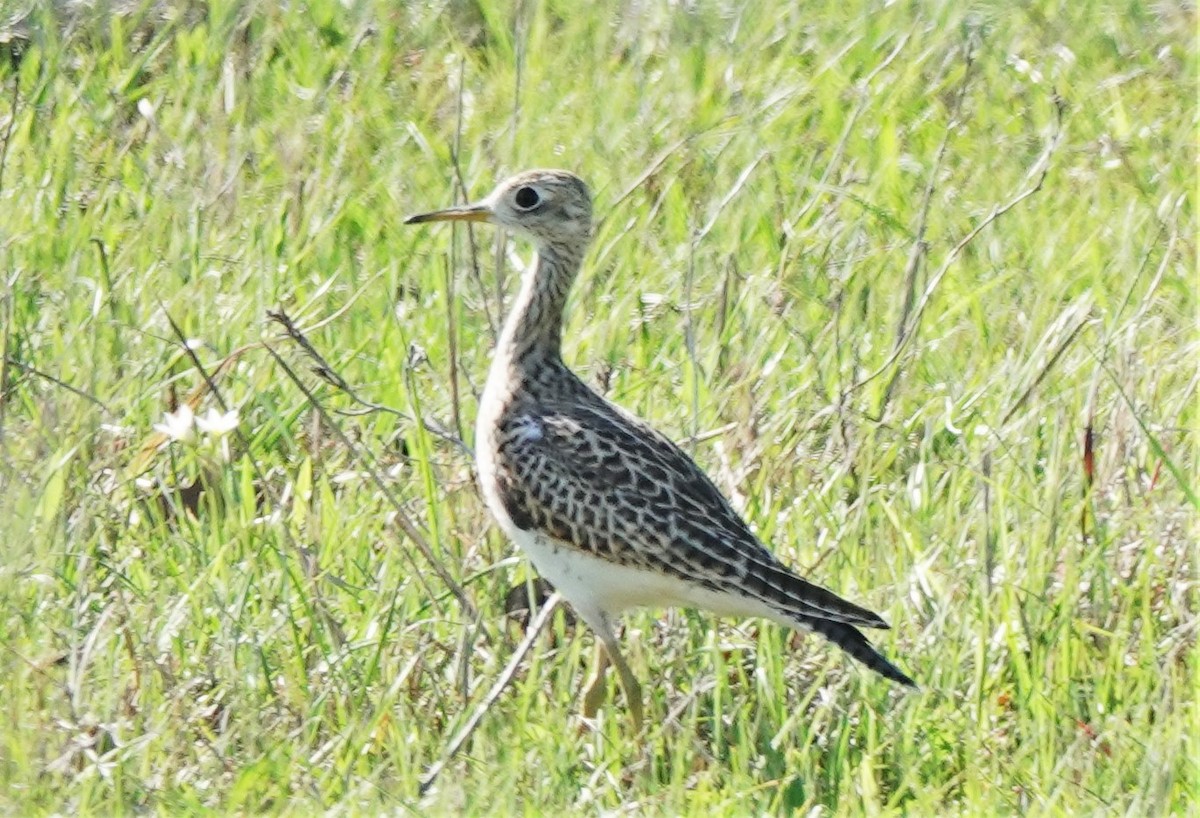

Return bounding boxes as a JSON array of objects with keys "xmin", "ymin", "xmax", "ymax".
[{"xmin": 504, "ymin": 526, "xmax": 692, "ymax": 615}]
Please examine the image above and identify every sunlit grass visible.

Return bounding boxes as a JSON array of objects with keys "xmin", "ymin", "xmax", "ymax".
[{"xmin": 0, "ymin": 1, "xmax": 1195, "ymax": 813}]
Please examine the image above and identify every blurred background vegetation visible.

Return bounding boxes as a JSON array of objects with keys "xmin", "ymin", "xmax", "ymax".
[{"xmin": 0, "ymin": 0, "xmax": 1194, "ymax": 813}]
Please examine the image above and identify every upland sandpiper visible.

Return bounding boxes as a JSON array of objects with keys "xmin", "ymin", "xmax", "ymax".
[{"xmin": 406, "ymin": 169, "xmax": 915, "ymax": 729}]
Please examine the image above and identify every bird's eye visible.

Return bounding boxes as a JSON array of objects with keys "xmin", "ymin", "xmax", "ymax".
[{"xmin": 514, "ymin": 186, "xmax": 540, "ymax": 210}]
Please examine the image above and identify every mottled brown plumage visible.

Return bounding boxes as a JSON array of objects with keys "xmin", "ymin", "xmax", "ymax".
[{"xmin": 406, "ymin": 169, "xmax": 915, "ymax": 727}]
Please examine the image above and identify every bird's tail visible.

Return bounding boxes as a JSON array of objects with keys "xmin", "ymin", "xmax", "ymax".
[
  {"xmin": 754, "ymin": 562, "xmax": 891, "ymax": 629},
  {"xmin": 800, "ymin": 615, "xmax": 917, "ymax": 688},
  {"xmin": 750, "ymin": 562, "xmax": 916, "ymax": 687}
]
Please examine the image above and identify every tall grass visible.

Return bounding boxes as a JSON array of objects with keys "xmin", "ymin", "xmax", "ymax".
[{"xmin": 0, "ymin": 1, "xmax": 1195, "ymax": 813}]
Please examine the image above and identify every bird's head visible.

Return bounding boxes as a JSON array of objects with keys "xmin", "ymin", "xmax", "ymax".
[{"xmin": 404, "ymin": 169, "xmax": 593, "ymax": 248}]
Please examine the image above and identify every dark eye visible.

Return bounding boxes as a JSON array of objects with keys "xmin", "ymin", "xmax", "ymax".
[{"xmin": 514, "ymin": 186, "xmax": 540, "ymax": 209}]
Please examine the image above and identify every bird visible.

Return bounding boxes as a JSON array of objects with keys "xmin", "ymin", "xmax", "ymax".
[{"xmin": 405, "ymin": 169, "xmax": 915, "ymax": 729}]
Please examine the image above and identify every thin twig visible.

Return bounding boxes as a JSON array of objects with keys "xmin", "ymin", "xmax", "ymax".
[
  {"xmin": 267, "ymin": 308, "xmax": 471, "ymax": 455},
  {"xmin": 316, "ymin": 23, "xmax": 374, "ymax": 106},
  {"xmin": 288, "ymin": 267, "xmax": 387, "ymax": 336},
  {"xmin": 878, "ymin": 43, "xmax": 978, "ymax": 416},
  {"xmin": 601, "ymin": 135, "xmax": 691, "ymax": 223},
  {"xmin": 595, "ymin": 118, "xmax": 762, "ymax": 241},
  {"xmin": 1097, "ymin": 352, "xmax": 1199, "ymax": 510},
  {"xmin": 261, "ymin": 341, "xmax": 479, "ymax": 621},
  {"xmin": 999, "ymin": 305, "xmax": 1094, "ymax": 426},
  {"xmin": 444, "ymin": 255, "xmax": 465, "ymax": 443},
  {"xmin": 846, "ymin": 93, "xmax": 1067, "ymax": 399},
  {"xmin": 684, "ymin": 235, "xmax": 700, "ymax": 454},
  {"xmin": 1119, "ymin": 213, "xmax": 1180, "ymax": 338},
  {"xmin": 1081, "ymin": 221, "xmax": 1166, "ymax": 455},
  {"xmin": 681, "ymin": 421, "xmax": 738, "ymax": 446},
  {"xmin": 448, "ymin": 56, "xmax": 496, "ymax": 340},
  {"xmin": 790, "ymin": 32, "xmax": 910, "ymax": 231},
  {"xmin": 419, "ymin": 592, "xmax": 562, "ymax": 796},
  {"xmin": 680, "ymin": 150, "xmax": 768, "ymax": 455},
  {"xmin": 2, "ymin": 357, "xmax": 111, "ymax": 413},
  {"xmin": 696, "ymin": 151, "xmax": 768, "ymax": 242}
]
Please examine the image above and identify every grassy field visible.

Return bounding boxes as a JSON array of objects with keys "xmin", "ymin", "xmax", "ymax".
[{"xmin": 0, "ymin": 0, "xmax": 1196, "ymax": 813}]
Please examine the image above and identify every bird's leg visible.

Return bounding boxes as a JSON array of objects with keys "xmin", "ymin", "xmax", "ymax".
[
  {"xmin": 592, "ymin": 632, "xmax": 643, "ymax": 733},
  {"xmin": 576, "ymin": 611, "xmax": 644, "ymax": 732},
  {"xmin": 580, "ymin": 642, "xmax": 610, "ymax": 719},
  {"xmin": 605, "ymin": 641, "xmax": 644, "ymax": 733}
]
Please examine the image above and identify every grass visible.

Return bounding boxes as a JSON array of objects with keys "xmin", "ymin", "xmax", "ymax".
[{"xmin": 0, "ymin": 0, "xmax": 1195, "ymax": 813}]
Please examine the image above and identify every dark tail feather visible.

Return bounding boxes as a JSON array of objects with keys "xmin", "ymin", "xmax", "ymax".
[
  {"xmin": 803, "ymin": 616, "xmax": 917, "ymax": 688},
  {"xmin": 762, "ymin": 563, "xmax": 890, "ymax": 629}
]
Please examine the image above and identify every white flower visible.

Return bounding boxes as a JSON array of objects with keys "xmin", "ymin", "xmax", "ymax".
[
  {"xmin": 195, "ymin": 407, "xmax": 240, "ymax": 437},
  {"xmin": 154, "ymin": 405, "xmax": 196, "ymax": 443}
]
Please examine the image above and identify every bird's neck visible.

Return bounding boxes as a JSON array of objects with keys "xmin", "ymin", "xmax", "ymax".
[{"xmin": 496, "ymin": 242, "xmax": 581, "ymax": 371}]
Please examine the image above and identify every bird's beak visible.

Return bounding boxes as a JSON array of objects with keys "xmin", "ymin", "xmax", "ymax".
[{"xmin": 403, "ymin": 201, "xmax": 492, "ymax": 225}]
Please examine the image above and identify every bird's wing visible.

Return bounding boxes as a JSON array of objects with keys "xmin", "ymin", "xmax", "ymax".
[{"xmin": 491, "ymin": 398, "xmax": 887, "ymax": 630}]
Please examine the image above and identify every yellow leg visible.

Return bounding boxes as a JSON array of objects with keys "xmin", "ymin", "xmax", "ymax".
[
  {"xmin": 605, "ymin": 642, "xmax": 644, "ymax": 733},
  {"xmin": 575, "ymin": 609, "xmax": 645, "ymax": 732},
  {"xmin": 580, "ymin": 642, "xmax": 610, "ymax": 719}
]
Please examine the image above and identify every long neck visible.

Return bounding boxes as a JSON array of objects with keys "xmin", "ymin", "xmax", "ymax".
[{"xmin": 496, "ymin": 241, "xmax": 582, "ymax": 370}]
